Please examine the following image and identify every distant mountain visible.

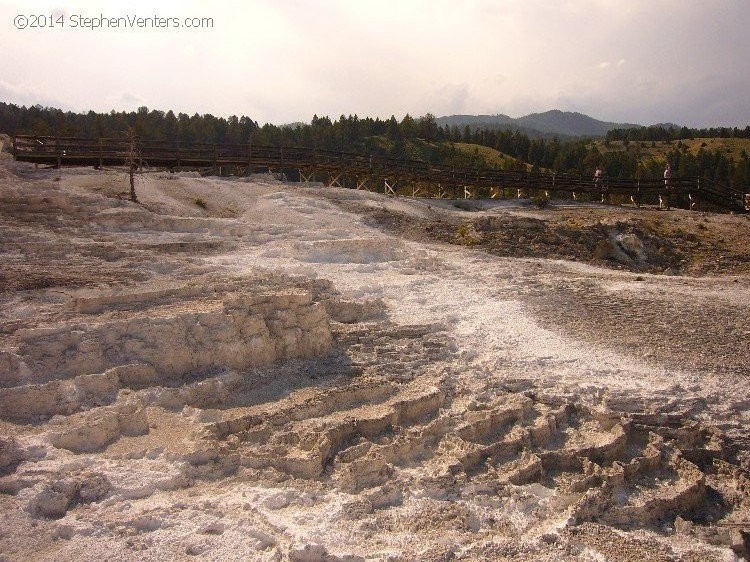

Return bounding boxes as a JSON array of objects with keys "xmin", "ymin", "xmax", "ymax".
[
  {"xmin": 649, "ymin": 122, "xmax": 683, "ymax": 130},
  {"xmin": 436, "ymin": 114, "xmax": 515, "ymax": 128},
  {"xmin": 436, "ymin": 110, "xmax": 643, "ymax": 138}
]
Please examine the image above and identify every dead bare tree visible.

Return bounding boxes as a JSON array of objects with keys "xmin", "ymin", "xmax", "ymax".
[{"xmin": 126, "ymin": 130, "xmax": 138, "ymax": 203}]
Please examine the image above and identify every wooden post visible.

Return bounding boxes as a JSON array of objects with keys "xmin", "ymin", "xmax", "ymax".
[
  {"xmin": 128, "ymin": 131, "xmax": 138, "ymax": 203},
  {"xmin": 696, "ymin": 177, "xmax": 701, "ymax": 212},
  {"xmin": 98, "ymin": 138, "xmax": 103, "ymax": 169},
  {"xmin": 384, "ymin": 178, "xmax": 396, "ymax": 197},
  {"xmin": 55, "ymin": 136, "xmax": 61, "ymax": 169},
  {"xmin": 212, "ymin": 143, "xmax": 217, "ymax": 176},
  {"xmin": 638, "ymin": 180, "xmax": 642, "ymax": 207},
  {"xmin": 129, "ymin": 164, "xmax": 136, "ymax": 201}
]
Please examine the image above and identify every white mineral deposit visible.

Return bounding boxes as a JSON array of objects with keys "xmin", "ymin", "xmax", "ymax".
[{"xmin": 1, "ymin": 145, "xmax": 748, "ymax": 561}]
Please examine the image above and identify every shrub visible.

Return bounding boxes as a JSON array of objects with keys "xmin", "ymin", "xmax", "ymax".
[
  {"xmin": 453, "ymin": 200, "xmax": 474, "ymax": 212},
  {"xmin": 532, "ymin": 192, "xmax": 550, "ymax": 209},
  {"xmin": 195, "ymin": 197, "xmax": 207, "ymax": 209},
  {"xmin": 456, "ymin": 223, "xmax": 482, "ymax": 246}
]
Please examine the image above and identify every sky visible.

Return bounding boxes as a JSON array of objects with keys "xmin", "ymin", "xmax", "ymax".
[{"xmin": 1, "ymin": 0, "xmax": 749, "ymax": 128}]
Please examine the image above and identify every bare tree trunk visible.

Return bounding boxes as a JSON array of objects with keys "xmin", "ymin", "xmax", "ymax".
[
  {"xmin": 129, "ymin": 164, "xmax": 137, "ymax": 202},
  {"xmin": 128, "ymin": 131, "xmax": 138, "ymax": 203}
]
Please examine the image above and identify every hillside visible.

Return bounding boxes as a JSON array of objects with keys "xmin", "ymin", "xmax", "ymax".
[
  {"xmin": 359, "ymin": 136, "xmax": 522, "ymax": 171},
  {"xmin": 597, "ymin": 137, "xmax": 750, "ymax": 162},
  {"xmin": 451, "ymin": 142, "xmax": 529, "ymax": 170}
]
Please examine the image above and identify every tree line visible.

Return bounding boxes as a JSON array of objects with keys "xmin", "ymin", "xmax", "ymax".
[
  {"xmin": 1, "ymin": 102, "xmax": 748, "ymax": 190},
  {"xmin": 607, "ymin": 125, "xmax": 750, "ymax": 143}
]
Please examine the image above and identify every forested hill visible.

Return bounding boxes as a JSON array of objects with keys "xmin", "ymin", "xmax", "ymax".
[
  {"xmin": 1, "ymin": 101, "xmax": 748, "ymax": 190},
  {"xmin": 436, "ymin": 110, "xmax": 641, "ymax": 138}
]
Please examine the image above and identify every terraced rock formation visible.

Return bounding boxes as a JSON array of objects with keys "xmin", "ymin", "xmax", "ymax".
[{"xmin": 0, "ymin": 157, "xmax": 748, "ymax": 560}]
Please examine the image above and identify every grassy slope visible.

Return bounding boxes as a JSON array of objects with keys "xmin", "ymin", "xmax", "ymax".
[
  {"xmin": 370, "ymin": 136, "xmax": 747, "ymax": 174},
  {"xmin": 452, "ymin": 142, "xmax": 531, "ymax": 170},
  {"xmin": 593, "ymin": 138, "xmax": 750, "ymax": 162},
  {"xmin": 366, "ymin": 136, "xmax": 526, "ymax": 171}
]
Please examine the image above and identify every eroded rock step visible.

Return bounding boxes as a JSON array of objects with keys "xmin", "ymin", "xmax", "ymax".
[
  {"xmin": 330, "ymin": 320, "xmax": 455, "ymax": 382},
  {"xmin": 1, "ymin": 289, "xmax": 332, "ymax": 393},
  {"xmin": 210, "ymin": 377, "xmax": 748, "ymax": 551},
  {"xmin": 2, "ymin": 270, "xmax": 747, "ymax": 555}
]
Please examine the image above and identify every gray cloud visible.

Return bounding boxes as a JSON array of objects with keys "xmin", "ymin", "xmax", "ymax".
[
  {"xmin": 0, "ymin": 80, "xmax": 66, "ymax": 110},
  {"xmin": 0, "ymin": 0, "xmax": 748, "ymax": 127}
]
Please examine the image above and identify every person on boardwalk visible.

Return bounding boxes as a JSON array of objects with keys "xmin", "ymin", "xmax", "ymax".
[{"xmin": 661, "ymin": 162, "xmax": 672, "ymax": 210}]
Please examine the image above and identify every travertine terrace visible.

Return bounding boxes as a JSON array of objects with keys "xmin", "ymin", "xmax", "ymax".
[{"xmin": 0, "ymin": 145, "xmax": 748, "ymax": 561}]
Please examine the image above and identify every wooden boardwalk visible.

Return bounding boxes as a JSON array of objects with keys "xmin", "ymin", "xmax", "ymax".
[{"xmin": 12, "ymin": 135, "xmax": 748, "ymax": 213}]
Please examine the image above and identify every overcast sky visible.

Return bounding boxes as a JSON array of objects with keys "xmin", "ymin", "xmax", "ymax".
[{"xmin": 2, "ymin": 0, "xmax": 749, "ymax": 128}]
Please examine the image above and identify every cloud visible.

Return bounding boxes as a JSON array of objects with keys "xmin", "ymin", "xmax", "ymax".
[
  {"xmin": 597, "ymin": 59, "xmax": 625, "ymax": 72},
  {"xmin": 1, "ymin": 0, "xmax": 749, "ymax": 127},
  {"xmin": 406, "ymin": 83, "xmax": 473, "ymax": 117},
  {"xmin": 104, "ymin": 92, "xmax": 144, "ymax": 110},
  {"xmin": 0, "ymin": 79, "xmax": 65, "ymax": 109}
]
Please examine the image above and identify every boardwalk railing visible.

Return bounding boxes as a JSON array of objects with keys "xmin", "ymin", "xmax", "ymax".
[{"xmin": 12, "ymin": 135, "xmax": 748, "ymax": 213}]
